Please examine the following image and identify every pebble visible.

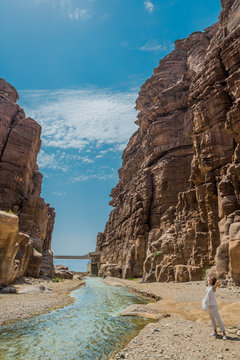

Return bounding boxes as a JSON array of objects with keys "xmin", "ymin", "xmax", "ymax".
[{"xmin": 0, "ymin": 286, "xmax": 17, "ymax": 294}]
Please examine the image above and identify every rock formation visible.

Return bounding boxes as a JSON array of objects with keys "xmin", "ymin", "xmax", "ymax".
[
  {"xmin": 0, "ymin": 211, "xmax": 32, "ymax": 285},
  {"xmin": 97, "ymin": 0, "xmax": 240, "ymax": 285},
  {"xmin": 54, "ymin": 265, "xmax": 74, "ymax": 280},
  {"xmin": 0, "ymin": 78, "xmax": 55, "ymax": 285}
]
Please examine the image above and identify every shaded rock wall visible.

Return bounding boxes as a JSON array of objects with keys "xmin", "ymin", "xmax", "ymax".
[
  {"xmin": 0, "ymin": 78, "xmax": 55, "ymax": 284},
  {"xmin": 97, "ymin": 0, "xmax": 240, "ymax": 284},
  {"xmin": 40, "ymin": 205, "xmax": 56, "ymax": 277},
  {"xmin": 0, "ymin": 211, "xmax": 32, "ymax": 285}
]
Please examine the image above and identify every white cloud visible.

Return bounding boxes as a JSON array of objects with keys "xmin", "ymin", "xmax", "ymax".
[
  {"xmin": 37, "ymin": 150, "xmax": 68, "ymax": 171},
  {"xmin": 121, "ymin": 38, "xmax": 173, "ymax": 54},
  {"xmin": 21, "ymin": 87, "xmax": 138, "ymax": 181},
  {"xmin": 69, "ymin": 8, "xmax": 91, "ymax": 20},
  {"xmin": 20, "ymin": 88, "xmax": 138, "ymax": 151},
  {"xmin": 110, "ymin": 143, "xmax": 127, "ymax": 152},
  {"xmin": 53, "ymin": 191, "xmax": 67, "ymax": 196},
  {"xmin": 72, "ymin": 172, "xmax": 117, "ymax": 182},
  {"xmin": 37, "ymin": 150, "xmax": 56, "ymax": 169},
  {"xmin": 144, "ymin": 1, "xmax": 154, "ymax": 13},
  {"xmin": 36, "ymin": 0, "xmax": 92, "ymax": 20},
  {"xmin": 140, "ymin": 40, "xmax": 167, "ymax": 52},
  {"xmin": 37, "ymin": 150, "xmax": 97, "ymax": 170},
  {"xmin": 82, "ymin": 157, "xmax": 94, "ymax": 164}
]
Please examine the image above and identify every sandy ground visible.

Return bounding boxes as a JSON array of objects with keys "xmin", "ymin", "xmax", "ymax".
[
  {"xmin": 113, "ymin": 315, "xmax": 240, "ymax": 360},
  {"xmin": 102, "ymin": 278, "xmax": 240, "ymax": 360},
  {"xmin": 0, "ymin": 277, "xmax": 85, "ymax": 326}
]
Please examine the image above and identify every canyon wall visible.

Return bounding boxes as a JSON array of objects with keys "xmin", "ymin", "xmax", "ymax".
[
  {"xmin": 97, "ymin": 0, "xmax": 240, "ymax": 285},
  {"xmin": 0, "ymin": 78, "xmax": 55, "ymax": 285}
]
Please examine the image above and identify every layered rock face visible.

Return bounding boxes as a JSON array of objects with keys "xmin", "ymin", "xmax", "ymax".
[
  {"xmin": 97, "ymin": 0, "xmax": 240, "ymax": 284},
  {"xmin": 0, "ymin": 211, "xmax": 32, "ymax": 285},
  {"xmin": 0, "ymin": 78, "xmax": 55, "ymax": 284}
]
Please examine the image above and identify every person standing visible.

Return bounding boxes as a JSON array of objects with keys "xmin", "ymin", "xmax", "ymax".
[{"xmin": 205, "ymin": 276, "xmax": 227, "ymax": 340}]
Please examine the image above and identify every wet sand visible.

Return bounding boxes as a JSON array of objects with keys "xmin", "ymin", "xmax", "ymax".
[
  {"xmin": 0, "ymin": 277, "xmax": 85, "ymax": 326},
  {"xmin": 103, "ymin": 278, "xmax": 240, "ymax": 360}
]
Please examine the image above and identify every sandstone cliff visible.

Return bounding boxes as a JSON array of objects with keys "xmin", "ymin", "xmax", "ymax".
[
  {"xmin": 0, "ymin": 78, "xmax": 55, "ymax": 285},
  {"xmin": 97, "ymin": 0, "xmax": 240, "ymax": 285}
]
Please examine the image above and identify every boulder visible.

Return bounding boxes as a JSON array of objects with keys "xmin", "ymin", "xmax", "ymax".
[
  {"xmin": 26, "ymin": 248, "xmax": 43, "ymax": 278},
  {"xmin": 40, "ymin": 250, "xmax": 54, "ymax": 277},
  {"xmin": 229, "ymin": 240, "xmax": 240, "ymax": 285},
  {"xmin": 0, "ymin": 211, "xmax": 33, "ymax": 285},
  {"xmin": 0, "ymin": 286, "xmax": 17, "ymax": 294},
  {"xmin": 175, "ymin": 265, "xmax": 189, "ymax": 283},
  {"xmin": 98, "ymin": 264, "xmax": 122, "ymax": 278},
  {"xmin": 54, "ymin": 265, "xmax": 73, "ymax": 279},
  {"xmin": 18, "ymin": 285, "xmax": 53, "ymax": 294}
]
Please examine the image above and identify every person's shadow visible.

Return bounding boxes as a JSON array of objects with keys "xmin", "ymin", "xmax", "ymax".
[{"xmin": 216, "ymin": 335, "xmax": 240, "ymax": 341}]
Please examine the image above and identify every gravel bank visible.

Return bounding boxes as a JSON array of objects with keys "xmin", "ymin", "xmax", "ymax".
[
  {"xmin": 114, "ymin": 315, "xmax": 240, "ymax": 360},
  {"xmin": 103, "ymin": 278, "xmax": 240, "ymax": 359},
  {"xmin": 103, "ymin": 278, "xmax": 240, "ymax": 303},
  {"xmin": 0, "ymin": 277, "xmax": 85, "ymax": 326}
]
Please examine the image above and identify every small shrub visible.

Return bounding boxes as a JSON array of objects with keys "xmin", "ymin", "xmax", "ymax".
[
  {"xmin": 52, "ymin": 277, "xmax": 63, "ymax": 283},
  {"xmin": 201, "ymin": 267, "xmax": 210, "ymax": 280},
  {"xmin": 34, "ymin": 247, "xmax": 42, "ymax": 254},
  {"xmin": 153, "ymin": 250, "xmax": 162, "ymax": 257},
  {"xmin": 127, "ymin": 278, "xmax": 140, "ymax": 282},
  {"xmin": 3, "ymin": 209, "xmax": 15, "ymax": 215}
]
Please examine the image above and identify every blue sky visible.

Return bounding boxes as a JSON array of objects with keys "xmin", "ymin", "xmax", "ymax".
[{"xmin": 0, "ymin": 0, "xmax": 221, "ymax": 255}]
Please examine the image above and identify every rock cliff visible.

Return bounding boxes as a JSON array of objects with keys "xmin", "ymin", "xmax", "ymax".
[
  {"xmin": 0, "ymin": 78, "xmax": 55, "ymax": 285},
  {"xmin": 97, "ymin": 0, "xmax": 240, "ymax": 285}
]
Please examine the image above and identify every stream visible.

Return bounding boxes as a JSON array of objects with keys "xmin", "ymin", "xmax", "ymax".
[{"xmin": 0, "ymin": 277, "xmax": 151, "ymax": 360}]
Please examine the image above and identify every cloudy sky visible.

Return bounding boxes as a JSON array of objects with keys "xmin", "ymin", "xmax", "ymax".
[{"xmin": 0, "ymin": 0, "xmax": 221, "ymax": 255}]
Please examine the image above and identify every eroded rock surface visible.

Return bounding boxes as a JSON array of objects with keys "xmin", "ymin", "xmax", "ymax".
[
  {"xmin": 0, "ymin": 211, "xmax": 32, "ymax": 285},
  {"xmin": 0, "ymin": 78, "xmax": 55, "ymax": 284},
  {"xmin": 97, "ymin": 0, "xmax": 240, "ymax": 284},
  {"xmin": 54, "ymin": 265, "xmax": 74, "ymax": 280}
]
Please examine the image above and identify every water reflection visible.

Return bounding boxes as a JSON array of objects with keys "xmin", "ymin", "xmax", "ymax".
[{"xmin": 0, "ymin": 277, "xmax": 151, "ymax": 360}]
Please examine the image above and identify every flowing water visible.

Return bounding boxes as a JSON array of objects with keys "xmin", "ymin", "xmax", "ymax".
[{"xmin": 0, "ymin": 278, "xmax": 152, "ymax": 360}]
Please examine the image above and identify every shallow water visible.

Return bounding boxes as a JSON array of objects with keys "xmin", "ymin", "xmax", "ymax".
[{"xmin": 0, "ymin": 277, "xmax": 151, "ymax": 360}]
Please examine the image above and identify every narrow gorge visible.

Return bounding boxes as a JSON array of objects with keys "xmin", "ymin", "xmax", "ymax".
[
  {"xmin": 96, "ymin": 0, "xmax": 240, "ymax": 285},
  {"xmin": 0, "ymin": 78, "xmax": 55, "ymax": 285}
]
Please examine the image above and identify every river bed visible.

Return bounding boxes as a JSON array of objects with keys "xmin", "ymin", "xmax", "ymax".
[{"xmin": 0, "ymin": 277, "xmax": 152, "ymax": 360}]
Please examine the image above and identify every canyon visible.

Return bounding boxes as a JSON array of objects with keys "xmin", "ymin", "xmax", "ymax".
[
  {"xmin": 0, "ymin": 78, "xmax": 55, "ymax": 285},
  {"xmin": 96, "ymin": 0, "xmax": 240, "ymax": 285}
]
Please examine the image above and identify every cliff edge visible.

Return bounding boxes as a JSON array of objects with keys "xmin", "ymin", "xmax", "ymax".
[
  {"xmin": 96, "ymin": 0, "xmax": 240, "ymax": 285},
  {"xmin": 0, "ymin": 78, "xmax": 55, "ymax": 285}
]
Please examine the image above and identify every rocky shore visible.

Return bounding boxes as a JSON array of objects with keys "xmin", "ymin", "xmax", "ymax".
[
  {"xmin": 0, "ymin": 277, "xmax": 85, "ymax": 326},
  {"xmin": 103, "ymin": 278, "xmax": 240, "ymax": 360},
  {"xmin": 114, "ymin": 316, "xmax": 240, "ymax": 360}
]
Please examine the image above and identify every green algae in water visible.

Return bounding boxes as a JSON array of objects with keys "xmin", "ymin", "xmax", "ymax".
[{"xmin": 0, "ymin": 277, "xmax": 153, "ymax": 360}]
